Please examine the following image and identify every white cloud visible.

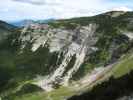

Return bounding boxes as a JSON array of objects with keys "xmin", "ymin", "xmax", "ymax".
[
  {"xmin": 111, "ymin": 6, "xmax": 132, "ymax": 12},
  {"xmin": 0, "ymin": 0, "xmax": 133, "ymax": 21},
  {"xmin": 13, "ymin": 0, "xmax": 62, "ymax": 5}
]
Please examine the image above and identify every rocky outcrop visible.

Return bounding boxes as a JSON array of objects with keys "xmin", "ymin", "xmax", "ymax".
[{"xmin": 19, "ymin": 23, "xmax": 98, "ymax": 90}]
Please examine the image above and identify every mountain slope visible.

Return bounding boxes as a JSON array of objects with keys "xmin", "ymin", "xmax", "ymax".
[
  {"xmin": 0, "ymin": 11, "xmax": 133, "ymax": 100},
  {"xmin": 4, "ymin": 51, "xmax": 133, "ymax": 100},
  {"xmin": 69, "ymin": 50, "xmax": 133, "ymax": 100},
  {"xmin": 0, "ymin": 20, "xmax": 16, "ymax": 42}
]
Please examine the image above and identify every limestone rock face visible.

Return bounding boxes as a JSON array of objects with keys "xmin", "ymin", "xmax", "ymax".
[{"xmin": 19, "ymin": 23, "xmax": 99, "ymax": 90}]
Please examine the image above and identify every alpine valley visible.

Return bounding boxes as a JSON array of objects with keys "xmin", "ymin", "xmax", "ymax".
[{"xmin": 0, "ymin": 11, "xmax": 133, "ymax": 100}]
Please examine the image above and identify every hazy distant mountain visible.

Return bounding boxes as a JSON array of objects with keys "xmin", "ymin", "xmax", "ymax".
[
  {"xmin": 10, "ymin": 19, "xmax": 54, "ymax": 27},
  {"xmin": 10, "ymin": 19, "xmax": 34, "ymax": 27}
]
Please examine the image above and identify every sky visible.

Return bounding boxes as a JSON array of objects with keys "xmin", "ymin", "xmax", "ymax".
[{"xmin": 0, "ymin": 0, "xmax": 133, "ymax": 22}]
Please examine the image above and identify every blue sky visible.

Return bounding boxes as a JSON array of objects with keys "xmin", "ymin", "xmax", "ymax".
[{"xmin": 0, "ymin": 0, "xmax": 133, "ymax": 22}]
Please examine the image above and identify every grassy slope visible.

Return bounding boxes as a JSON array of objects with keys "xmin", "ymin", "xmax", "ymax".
[
  {"xmin": 10, "ymin": 86, "xmax": 75, "ymax": 100},
  {"xmin": 4, "ymin": 51, "xmax": 133, "ymax": 100},
  {"xmin": 112, "ymin": 52, "xmax": 133, "ymax": 78}
]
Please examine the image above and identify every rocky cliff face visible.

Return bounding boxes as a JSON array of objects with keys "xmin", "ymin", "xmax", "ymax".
[
  {"xmin": 18, "ymin": 23, "xmax": 98, "ymax": 90},
  {"xmin": 15, "ymin": 11, "xmax": 133, "ymax": 91}
]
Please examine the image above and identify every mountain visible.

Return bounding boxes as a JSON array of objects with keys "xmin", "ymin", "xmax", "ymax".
[
  {"xmin": 0, "ymin": 20, "xmax": 15, "ymax": 30},
  {"xmin": 10, "ymin": 19, "xmax": 35, "ymax": 27},
  {"xmin": 10, "ymin": 19, "xmax": 54, "ymax": 27},
  {"xmin": 0, "ymin": 20, "xmax": 16, "ymax": 42},
  {"xmin": 0, "ymin": 11, "xmax": 133, "ymax": 100}
]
